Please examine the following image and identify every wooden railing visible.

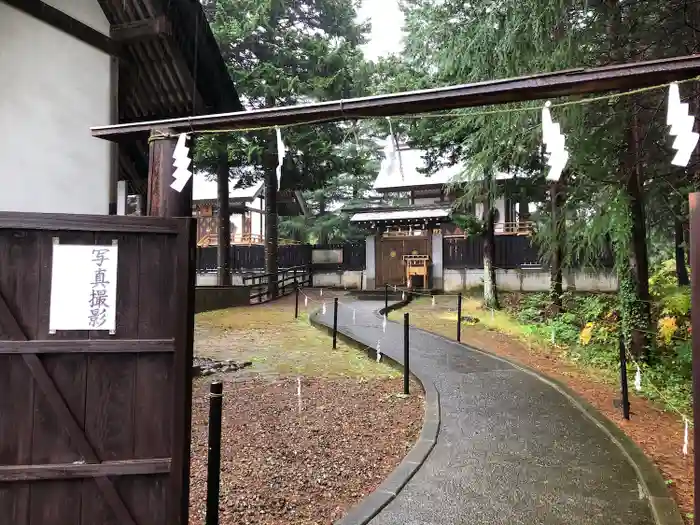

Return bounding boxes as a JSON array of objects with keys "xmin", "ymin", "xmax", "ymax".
[
  {"xmin": 444, "ymin": 221, "xmax": 534, "ymax": 238},
  {"xmin": 244, "ymin": 265, "xmax": 312, "ymax": 304},
  {"xmin": 495, "ymin": 221, "xmax": 533, "ymax": 235},
  {"xmin": 197, "ymin": 232, "xmax": 302, "ymax": 247}
]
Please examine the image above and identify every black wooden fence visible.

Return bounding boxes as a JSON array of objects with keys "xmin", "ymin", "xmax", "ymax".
[
  {"xmin": 443, "ymin": 237, "xmax": 540, "ymax": 269},
  {"xmin": 443, "ymin": 236, "xmax": 614, "ymax": 269},
  {"xmin": 197, "ymin": 242, "xmax": 366, "ymax": 273}
]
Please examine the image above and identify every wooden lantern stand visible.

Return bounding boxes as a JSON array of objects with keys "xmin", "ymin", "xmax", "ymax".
[{"xmin": 403, "ymin": 254, "xmax": 430, "ymax": 289}]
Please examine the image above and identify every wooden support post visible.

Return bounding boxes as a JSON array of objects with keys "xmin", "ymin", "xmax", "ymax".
[
  {"xmin": 550, "ymin": 180, "xmax": 564, "ymax": 315},
  {"xmin": 689, "ymin": 192, "xmax": 700, "ymax": 525},
  {"xmin": 216, "ymin": 150, "xmax": 231, "ymax": 286},
  {"xmin": 147, "ymin": 129, "xmax": 193, "ymax": 218}
]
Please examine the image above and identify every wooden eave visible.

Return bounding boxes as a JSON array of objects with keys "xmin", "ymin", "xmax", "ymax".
[{"xmin": 96, "ymin": 0, "xmax": 242, "ymax": 191}]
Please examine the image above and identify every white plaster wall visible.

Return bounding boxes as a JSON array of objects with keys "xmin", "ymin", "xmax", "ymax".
[
  {"xmin": 475, "ymin": 196, "xmax": 507, "ymax": 231},
  {"xmin": 443, "ymin": 268, "xmax": 618, "ymax": 293},
  {"xmin": 313, "ymin": 271, "xmax": 363, "ymax": 289},
  {"xmin": 251, "ymin": 210, "xmax": 265, "ymax": 239},
  {"xmin": 364, "ymin": 235, "xmax": 376, "ymax": 289},
  {"xmin": 0, "ymin": 2, "xmax": 112, "ymax": 214},
  {"xmin": 231, "ymin": 214, "xmax": 243, "ymax": 237},
  {"xmin": 414, "ymin": 197, "xmax": 441, "ymax": 205},
  {"xmin": 196, "ymin": 273, "xmax": 246, "ymax": 286}
]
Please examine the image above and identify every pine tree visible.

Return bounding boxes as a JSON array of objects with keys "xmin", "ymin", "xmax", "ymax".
[{"xmin": 198, "ymin": 0, "xmax": 369, "ymax": 294}]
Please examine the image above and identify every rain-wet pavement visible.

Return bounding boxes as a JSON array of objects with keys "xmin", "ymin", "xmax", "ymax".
[{"xmin": 313, "ymin": 299, "xmax": 656, "ymax": 525}]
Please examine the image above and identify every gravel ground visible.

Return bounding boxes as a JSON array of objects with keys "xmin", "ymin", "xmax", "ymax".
[{"xmin": 189, "ymin": 374, "xmax": 423, "ymax": 525}]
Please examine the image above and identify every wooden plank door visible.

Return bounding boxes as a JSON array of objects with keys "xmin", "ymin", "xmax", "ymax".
[
  {"xmin": 0, "ymin": 212, "xmax": 195, "ymax": 525},
  {"xmin": 376, "ymin": 236, "xmax": 431, "ymax": 286}
]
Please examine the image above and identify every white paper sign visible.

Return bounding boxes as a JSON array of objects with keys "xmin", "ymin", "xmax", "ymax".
[{"xmin": 49, "ymin": 244, "xmax": 118, "ymax": 332}]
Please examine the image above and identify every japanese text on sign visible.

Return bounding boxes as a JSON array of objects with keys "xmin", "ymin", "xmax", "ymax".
[{"xmin": 49, "ymin": 244, "xmax": 119, "ymax": 332}]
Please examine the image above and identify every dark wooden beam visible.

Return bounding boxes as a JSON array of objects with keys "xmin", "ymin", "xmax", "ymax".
[
  {"xmin": 92, "ymin": 54, "xmax": 700, "ymax": 140},
  {"xmin": 2, "ymin": 0, "xmax": 121, "ymax": 57},
  {"xmin": 110, "ymin": 16, "xmax": 170, "ymax": 43}
]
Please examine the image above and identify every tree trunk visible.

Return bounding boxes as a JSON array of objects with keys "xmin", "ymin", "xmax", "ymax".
[
  {"xmin": 482, "ymin": 189, "xmax": 499, "ymax": 309},
  {"xmin": 264, "ymin": 134, "xmax": 278, "ymax": 298},
  {"xmin": 626, "ymin": 116, "xmax": 651, "ymax": 359},
  {"xmin": 550, "ymin": 180, "xmax": 564, "ymax": 314},
  {"xmin": 216, "ymin": 149, "xmax": 232, "ymax": 286},
  {"xmin": 675, "ymin": 213, "xmax": 690, "ymax": 286}
]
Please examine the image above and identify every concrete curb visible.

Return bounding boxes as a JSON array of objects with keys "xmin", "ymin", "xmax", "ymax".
[
  {"xmin": 402, "ymin": 321, "xmax": 684, "ymax": 525},
  {"xmin": 309, "ymin": 298, "xmax": 441, "ymax": 525}
]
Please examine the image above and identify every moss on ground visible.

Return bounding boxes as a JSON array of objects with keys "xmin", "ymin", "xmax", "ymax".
[{"xmin": 195, "ymin": 300, "xmax": 399, "ymax": 378}]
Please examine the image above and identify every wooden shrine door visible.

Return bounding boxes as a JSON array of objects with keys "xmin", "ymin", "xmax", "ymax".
[
  {"xmin": 376, "ymin": 235, "xmax": 431, "ymax": 287},
  {"xmin": 0, "ymin": 212, "xmax": 195, "ymax": 525}
]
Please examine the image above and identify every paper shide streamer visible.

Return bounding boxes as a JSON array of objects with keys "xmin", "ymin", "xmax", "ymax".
[
  {"xmin": 541, "ymin": 101, "xmax": 568, "ymax": 182},
  {"xmin": 634, "ymin": 364, "xmax": 642, "ymax": 392},
  {"xmin": 667, "ymin": 83, "xmax": 699, "ymax": 167},
  {"xmin": 275, "ymin": 126, "xmax": 287, "ymax": 190},
  {"xmin": 171, "ymin": 133, "xmax": 192, "ymax": 192}
]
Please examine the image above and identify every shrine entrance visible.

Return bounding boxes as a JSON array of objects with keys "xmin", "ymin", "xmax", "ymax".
[
  {"xmin": 0, "ymin": 212, "xmax": 195, "ymax": 525},
  {"xmin": 376, "ymin": 233, "xmax": 431, "ymax": 287}
]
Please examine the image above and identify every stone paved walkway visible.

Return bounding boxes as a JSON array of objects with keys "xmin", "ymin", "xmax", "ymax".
[{"xmin": 313, "ymin": 300, "xmax": 656, "ymax": 525}]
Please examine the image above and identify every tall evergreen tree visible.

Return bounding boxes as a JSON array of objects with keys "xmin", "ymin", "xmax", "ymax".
[{"xmin": 198, "ymin": 0, "xmax": 369, "ymax": 294}]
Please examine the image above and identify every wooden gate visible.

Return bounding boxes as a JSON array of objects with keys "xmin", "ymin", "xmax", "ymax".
[
  {"xmin": 376, "ymin": 235, "xmax": 431, "ymax": 286},
  {"xmin": 0, "ymin": 212, "xmax": 195, "ymax": 525}
]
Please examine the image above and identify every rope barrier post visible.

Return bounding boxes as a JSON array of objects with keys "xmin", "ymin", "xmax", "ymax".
[
  {"xmin": 403, "ymin": 312, "xmax": 410, "ymax": 395},
  {"xmin": 385, "ymin": 283, "xmax": 389, "ymax": 313},
  {"xmin": 332, "ymin": 297, "xmax": 339, "ymax": 349},
  {"xmin": 457, "ymin": 292, "xmax": 463, "ymax": 342},
  {"xmin": 205, "ymin": 381, "xmax": 223, "ymax": 525},
  {"xmin": 618, "ymin": 334, "xmax": 630, "ymax": 420},
  {"xmin": 294, "ymin": 282, "xmax": 299, "ymax": 319}
]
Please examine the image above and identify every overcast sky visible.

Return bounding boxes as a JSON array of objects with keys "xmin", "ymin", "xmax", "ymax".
[{"xmin": 358, "ymin": 0, "xmax": 404, "ymax": 60}]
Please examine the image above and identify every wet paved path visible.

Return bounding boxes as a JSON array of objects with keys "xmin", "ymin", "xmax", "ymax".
[{"xmin": 313, "ymin": 300, "xmax": 655, "ymax": 525}]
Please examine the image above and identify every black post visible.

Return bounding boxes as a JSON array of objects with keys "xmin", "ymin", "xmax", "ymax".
[
  {"xmin": 333, "ymin": 297, "xmax": 339, "ymax": 349},
  {"xmin": 619, "ymin": 334, "xmax": 630, "ymax": 420},
  {"xmin": 403, "ymin": 312, "xmax": 410, "ymax": 395},
  {"xmin": 385, "ymin": 283, "xmax": 389, "ymax": 313},
  {"xmin": 294, "ymin": 283, "xmax": 299, "ymax": 319},
  {"xmin": 206, "ymin": 381, "xmax": 223, "ymax": 525},
  {"xmin": 457, "ymin": 292, "xmax": 463, "ymax": 342}
]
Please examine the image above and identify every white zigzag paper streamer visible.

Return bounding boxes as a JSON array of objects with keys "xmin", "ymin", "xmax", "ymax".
[
  {"xmin": 304, "ymin": 296, "xmax": 308, "ymax": 307},
  {"xmin": 431, "ymin": 296, "xmax": 436, "ymax": 307},
  {"xmin": 541, "ymin": 102, "xmax": 568, "ymax": 181},
  {"xmin": 322, "ymin": 302, "xmax": 327, "ymax": 315},
  {"xmin": 171, "ymin": 133, "xmax": 192, "ymax": 192},
  {"xmin": 376, "ymin": 341, "xmax": 382, "ymax": 362},
  {"xmin": 275, "ymin": 126, "xmax": 287, "ymax": 190},
  {"xmin": 634, "ymin": 364, "xmax": 642, "ymax": 392},
  {"xmin": 352, "ymin": 309, "xmax": 356, "ymax": 324},
  {"xmin": 382, "ymin": 314, "xmax": 387, "ymax": 333},
  {"xmin": 667, "ymin": 83, "xmax": 699, "ymax": 167},
  {"xmin": 683, "ymin": 417, "xmax": 689, "ymax": 456}
]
